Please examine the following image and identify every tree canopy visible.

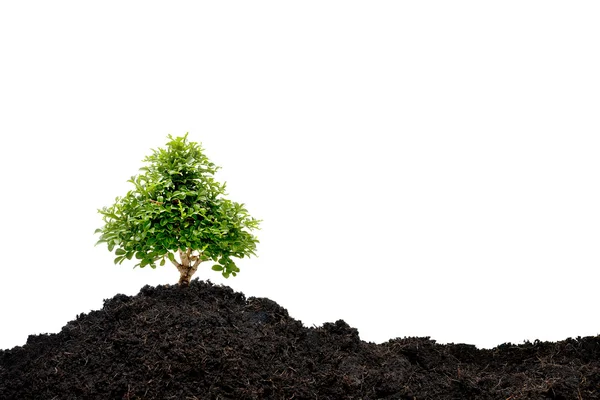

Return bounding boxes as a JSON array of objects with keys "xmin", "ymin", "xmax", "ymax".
[{"xmin": 95, "ymin": 133, "xmax": 260, "ymax": 285}]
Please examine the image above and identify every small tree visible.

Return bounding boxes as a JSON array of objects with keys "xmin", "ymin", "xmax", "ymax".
[{"xmin": 95, "ymin": 133, "xmax": 260, "ymax": 286}]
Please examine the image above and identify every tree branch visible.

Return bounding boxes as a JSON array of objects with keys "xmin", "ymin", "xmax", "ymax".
[
  {"xmin": 192, "ymin": 257, "xmax": 203, "ymax": 269},
  {"xmin": 168, "ymin": 255, "xmax": 180, "ymax": 268},
  {"xmin": 178, "ymin": 248, "xmax": 186, "ymax": 266}
]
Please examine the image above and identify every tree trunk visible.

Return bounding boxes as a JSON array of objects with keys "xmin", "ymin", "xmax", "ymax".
[
  {"xmin": 173, "ymin": 248, "xmax": 202, "ymax": 287},
  {"xmin": 178, "ymin": 267, "xmax": 195, "ymax": 287}
]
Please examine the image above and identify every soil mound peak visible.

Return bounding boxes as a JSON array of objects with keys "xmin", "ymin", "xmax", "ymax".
[{"xmin": 1, "ymin": 280, "xmax": 599, "ymax": 399}]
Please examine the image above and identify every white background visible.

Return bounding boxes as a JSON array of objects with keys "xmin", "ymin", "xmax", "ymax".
[{"xmin": 1, "ymin": 1, "xmax": 599, "ymax": 350}]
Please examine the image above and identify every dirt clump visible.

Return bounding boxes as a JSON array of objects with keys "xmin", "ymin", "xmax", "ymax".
[{"xmin": 1, "ymin": 280, "xmax": 599, "ymax": 399}]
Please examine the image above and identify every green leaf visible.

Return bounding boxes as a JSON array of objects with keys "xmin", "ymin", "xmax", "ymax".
[
  {"xmin": 211, "ymin": 264, "xmax": 223, "ymax": 271},
  {"xmin": 95, "ymin": 133, "xmax": 261, "ymax": 282}
]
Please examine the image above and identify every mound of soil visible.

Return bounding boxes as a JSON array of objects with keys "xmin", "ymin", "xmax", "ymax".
[{"xmin": 1, "ymin": 280, "xmax": 599, "ymax": 399}]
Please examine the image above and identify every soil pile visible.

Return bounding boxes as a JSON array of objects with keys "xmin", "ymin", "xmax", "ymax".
[{"xmin": 1, "ymin": 280, "xmax": 599, "ymax": 399}]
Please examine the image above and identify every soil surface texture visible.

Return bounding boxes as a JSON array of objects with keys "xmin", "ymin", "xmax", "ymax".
[{"xmin": 1, "ymin": 280, "xmax": 599, "ymax": 399}]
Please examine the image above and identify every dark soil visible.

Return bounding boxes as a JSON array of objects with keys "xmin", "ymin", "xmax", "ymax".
[{"xmin": 1, "ymin": 280, "xmax": 599, "ymax": 399}]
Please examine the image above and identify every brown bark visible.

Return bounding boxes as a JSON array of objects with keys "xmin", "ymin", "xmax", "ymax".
[
  {"xmin": 170, "ymin": 248, "xmax": 203, "ymax": 287},
  {"xmin": 178, "ymin": 267, "xmax": 195, "ymax": 286}
]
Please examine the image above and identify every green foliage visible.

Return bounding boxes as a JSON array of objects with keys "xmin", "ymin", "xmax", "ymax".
[{"xmin": 95, "ymin": 133, "xmax": 260, "ymax": 279}]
